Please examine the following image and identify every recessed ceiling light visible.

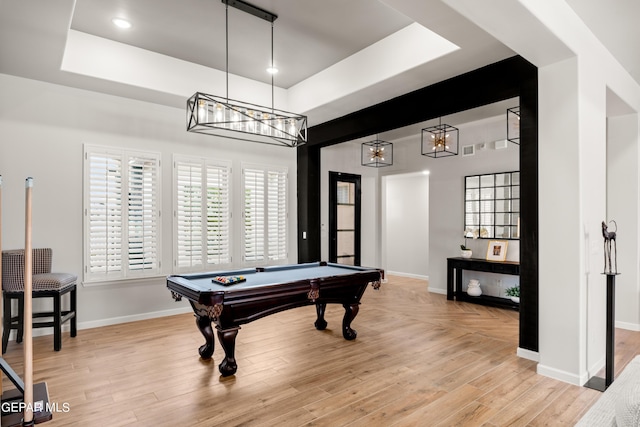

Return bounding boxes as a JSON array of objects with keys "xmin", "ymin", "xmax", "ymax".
[
  {"xmin": 112, "ymin": 18, "xmax": 132, "ymax": 29},
  {"xmin": 266, "ymin": 67, "xmax": 278, "ymax": 74}
]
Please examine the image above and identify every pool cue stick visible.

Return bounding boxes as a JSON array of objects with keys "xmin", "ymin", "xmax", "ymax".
[{"xmin": 23, "ymin": 177, "xmax": 34, "ymax": 426}]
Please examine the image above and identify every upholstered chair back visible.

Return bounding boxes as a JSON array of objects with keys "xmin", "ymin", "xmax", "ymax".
[{"xmin": 2, "ymin": 248, "xmax": 53, "ymax": 291}]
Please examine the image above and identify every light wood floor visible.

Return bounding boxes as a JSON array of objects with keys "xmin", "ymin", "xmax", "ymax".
[{"xmin": 2, "ymin": 275, "xmax": 638, "ymax": 426}]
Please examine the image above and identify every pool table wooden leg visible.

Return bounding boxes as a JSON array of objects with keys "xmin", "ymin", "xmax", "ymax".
[
  {"xmin": 314, "ymin": 303, "xmax": 328, "ymax": 330},
  {"xmin": 217, "ymin": 327, "xmax": 239, "ymax": 377},
  {"xmin": 194, "ymin": 313, "xmax": 215, "ymax": 359},
  {"xmin": 342, "ymin": 303, "xmax": 359, "ymax": 340}
]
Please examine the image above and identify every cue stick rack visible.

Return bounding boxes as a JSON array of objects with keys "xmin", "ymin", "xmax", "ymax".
[{"xmin": 0, "ymin": 177, "xmax": 52, "ymax": 426}]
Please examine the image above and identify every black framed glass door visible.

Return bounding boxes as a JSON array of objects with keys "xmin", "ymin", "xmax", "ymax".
[{"xmin": 329, "ymin": 172, "xmax": 361, "ymax": 266}]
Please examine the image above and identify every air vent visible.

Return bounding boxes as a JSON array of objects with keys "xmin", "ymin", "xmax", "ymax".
[{"xmin": 462, "ymin": 145, "xmax": 475, "ymax": 156}]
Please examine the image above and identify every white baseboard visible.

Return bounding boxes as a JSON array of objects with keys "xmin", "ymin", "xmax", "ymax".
[
  {"xmin": 517, "ymin": 347, "xmax": 539, "ymax": 361},
  {"xmin": 78, "ymin": 305, "xmax": 193, "ymax": 331},
  {"xmin": 537, "ymin": 362, "xmax": 587, "ymax": 386},
  {"xmin": 616, "ymin": 320, "xmax": 640, "ymax": 331},
  {"xmin": 428, "ymin": 287, "xmax": 447, "ymax": 295},
  {"xmin": 7, "ymin": 305, "xmax": 193, "ymax": 339},
  {"xmin": 386, "ymin": 271, "xmax": 429, "ymax": 281}
]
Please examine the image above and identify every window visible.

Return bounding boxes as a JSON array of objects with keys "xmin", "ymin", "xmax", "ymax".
[
  {"xmin": 243, "ymin": 165, "xmax": 288, "ymax": 263},
  {"xmin": 464, "ymin": 171, "xmax": 520, "ymax": 239},
  {"xmin": 84, "ymin": 146, "xmax": 161, "ymax": 282},
  {"xmin": 173, "ymin": 156, "xmax": 231, "ymax": 272}
]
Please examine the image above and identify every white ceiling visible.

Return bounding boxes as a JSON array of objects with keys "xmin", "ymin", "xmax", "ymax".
[
  {"xmin": 0, "ymin": 0, "xmax": 638, "ymax": 136},
  {"xmin": 565, "ymin": 0, "xmax": 640, "ymax": 85},
  {"xmin": 70, "ymin": 0, "xmax": 414, "ymax": 89}
]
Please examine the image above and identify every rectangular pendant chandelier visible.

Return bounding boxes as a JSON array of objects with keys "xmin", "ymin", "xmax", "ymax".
[
  {"xmin": 186, "ymin": 0, "xmax": 307, "ymax": 148},
  {"xmin": 187, "ymin": 92, "xmax": 307, "ymax": 147}
]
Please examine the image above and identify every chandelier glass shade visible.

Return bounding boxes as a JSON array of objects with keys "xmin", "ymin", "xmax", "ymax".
[
  {"xmin": 421, "ymin": 119, "xmax": 459, "ymax": 158},
  {"xmin": 507, "ymin": 106, "xmax": 520, "ymax": 145},
  {"xmin": 186, "ymin": 0, "xmax": 307, "ymax": 147},
  {"xmin": 361, "ymin": 138, "xmax": 393, "ymax": 167}
]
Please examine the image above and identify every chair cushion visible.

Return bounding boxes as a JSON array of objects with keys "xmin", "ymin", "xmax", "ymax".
[{"xmin": 32, "ymin": 273, "xmax": 77, "ymax": 291}]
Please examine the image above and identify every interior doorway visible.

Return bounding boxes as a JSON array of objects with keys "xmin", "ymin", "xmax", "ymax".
[
  {"xmin": 329, "ymin": 172, "xmax": 361, "ymax": 266},
  {"xmin": 382, "ymin": 172, "xmax": 429, "ymax": 278}
]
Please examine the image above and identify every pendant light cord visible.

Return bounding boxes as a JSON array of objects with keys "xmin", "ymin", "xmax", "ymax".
[
  {"xmin": 271, "ymin": 22, "xmax": 275, "ymax": 112},
  {"xmin": 223, "ymin": 1, "xmax": 277, "ymax": 112},
  {"xmin": 225, "ymin": 3, "xmax": 229, "ymax": 102}
]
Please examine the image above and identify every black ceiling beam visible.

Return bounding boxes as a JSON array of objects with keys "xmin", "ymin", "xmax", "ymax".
[
  {"xmin": 298, "ymin": 54, "xmax": 538, "ymax": 353},
  {"xmin": 307, "ymin": 55, "xmax": 534, "ymax": 148}
]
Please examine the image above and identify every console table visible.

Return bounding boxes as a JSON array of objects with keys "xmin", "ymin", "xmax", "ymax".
[{"xmin": 447, "ymin": 257, "xmax": 520, "ymax": 310}]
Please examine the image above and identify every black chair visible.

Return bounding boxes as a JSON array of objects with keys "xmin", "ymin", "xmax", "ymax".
[{"xmin": 2, "ymin": 248, "xmax": 77, "ymax": 352}]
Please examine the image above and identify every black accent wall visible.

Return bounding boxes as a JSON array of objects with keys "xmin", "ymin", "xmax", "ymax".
[{"xmin": 296, "ymin": 55, "xmax": 538, "ymax": 352}]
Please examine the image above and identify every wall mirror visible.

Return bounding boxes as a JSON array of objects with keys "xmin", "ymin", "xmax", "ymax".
[{"xmin": 465, "ymin": 171, "xmax": 520, "ymax": 239}]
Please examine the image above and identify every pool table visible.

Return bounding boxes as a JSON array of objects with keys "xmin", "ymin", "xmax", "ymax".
[{"xmin": 167, "ymin": 261, "xmax": 382, "ymax": 376}]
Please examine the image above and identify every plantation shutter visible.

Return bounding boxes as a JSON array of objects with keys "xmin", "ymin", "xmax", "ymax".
[
  {"xmin": 243, "ymin": 168, "xmax": 265, "ymax": 262},
  {"xmin": 206, "ymin": 162, "xmax": 231, "ymax": 265},
  {"xmin": 174, "ymin": 157, "xmax": 231, "ymax": 272},
  {"xmin": 128, "ymin": 155, "xmax": 160, "ymax": 271},
  {"xmin": 243, "ymin": 165, "xmax": 287, "ymax": 264},
  {"xmin": 85, "ymin": 146, "xmax": 161, "ymax": 282},
  {"xmin": 175, "ymin": 160, "xmax": 203, "ymax": 269},
  {"xmin": 87, "ymin": 152, "xmax": 123, "ymax": 275},
  {"xmin": 267, "ymin": 170, "xmax": 287, "ymax": 260}
]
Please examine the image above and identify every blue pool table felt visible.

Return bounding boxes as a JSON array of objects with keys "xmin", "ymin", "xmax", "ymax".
[{"xmin": 174, "ymin": 263, "xmax": 373, "ymax": 293}]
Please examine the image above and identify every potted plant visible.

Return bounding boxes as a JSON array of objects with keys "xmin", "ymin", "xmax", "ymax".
[
  {"xmin": 505, "ymin": 285, "xmax": 520, "ymax": 303},
  {"xmin": 460, "ymin": 244, "xmax": 472, "ymax": 258},
  {"xmin": 460, "ymin": 229, "xmax": 476, "ymax": 258}
]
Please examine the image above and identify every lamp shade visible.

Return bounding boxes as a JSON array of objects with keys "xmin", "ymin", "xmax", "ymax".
[{"xmin": 361, "ymin": 139, "xmax": 393, "ymax": 167}]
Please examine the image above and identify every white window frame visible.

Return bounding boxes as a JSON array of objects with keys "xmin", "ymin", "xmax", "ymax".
[
  {"xmin": 173, "ymin": 155, "xmax": 232, "ymax": 273},
  {"xmin": 242, "ymin": 163, "xmax": 288, "ymax": 266},
  {"xmin": 83, "ymin": 145, "xmax": 162, "ymax": 284}
]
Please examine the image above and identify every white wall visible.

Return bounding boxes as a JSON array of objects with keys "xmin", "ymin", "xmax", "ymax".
[
  {"xmin": 418, "ymin": 134, "xmax": 519, "ymax": 294},
  {"xmin": 0, "ymin": 74, "xmax": 298, "ymax": 330},
  {"xmin": 607, "ymin": 113, "xmax": 640, "ymax": 330},
  {"xmin": 537, "ymin": 57, "xmax": 607, "ymax": 385},
  {"xmin": 509, "ymin": 0, "xmax": 640, "ymax": 385},
  {"xmin": 321, "ymin": 115, "xmax": 519, "ymax": 288}
]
